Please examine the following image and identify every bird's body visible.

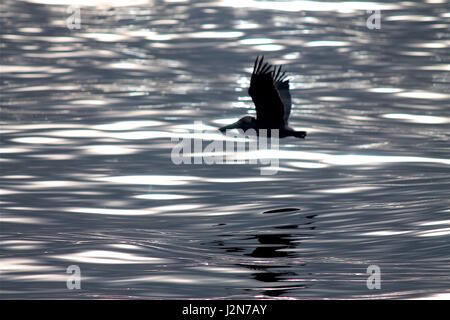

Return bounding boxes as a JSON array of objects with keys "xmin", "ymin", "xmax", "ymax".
[{"xmin": 219, "ymin": 56, "xmax": 306, "ymax": 139}]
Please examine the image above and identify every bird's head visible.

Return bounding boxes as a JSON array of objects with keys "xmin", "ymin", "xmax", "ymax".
[{"xmin": 219, "ymin": 116, "xmax": 257, "ymax": 134}]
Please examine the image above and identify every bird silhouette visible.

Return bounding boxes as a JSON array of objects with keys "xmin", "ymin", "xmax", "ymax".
[{"xmin": 219, "ymin": 56, "xmax": 306, "ymax": 138}]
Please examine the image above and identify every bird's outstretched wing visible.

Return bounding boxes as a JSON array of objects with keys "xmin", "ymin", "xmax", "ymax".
[
  {"xmin": 272, "ymin": 65, "xmax": 291, "ymax": 124},
  {"xmin": 248, "ymin": 56, "xmax": 285, "ymax": 128}
]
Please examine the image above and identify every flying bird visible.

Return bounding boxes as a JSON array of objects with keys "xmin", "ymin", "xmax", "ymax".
[{"xmin": 219, "ymin": 56, "xmax": 306, "ymax": 138}]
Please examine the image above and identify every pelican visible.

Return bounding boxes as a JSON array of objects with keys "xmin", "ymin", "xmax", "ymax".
[{"xmin": 219, "ymin": 56, "xmax": 307, "ymax": 138}]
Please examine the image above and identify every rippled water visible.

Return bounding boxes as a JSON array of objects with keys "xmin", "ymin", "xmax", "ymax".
[{"xmin": 1, "ymin": 0, "xmax": 449, "ymax": 299}]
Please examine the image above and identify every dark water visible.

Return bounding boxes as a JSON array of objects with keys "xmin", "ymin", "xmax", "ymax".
[{"xmin": 1, "ymin": 0, "xmax": 449, "ymax": 299}]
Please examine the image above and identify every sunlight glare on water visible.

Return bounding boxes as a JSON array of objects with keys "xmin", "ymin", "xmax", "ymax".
[{"xmin": 1, "ymin": 0, "xmax": 449, "ymax": 299}]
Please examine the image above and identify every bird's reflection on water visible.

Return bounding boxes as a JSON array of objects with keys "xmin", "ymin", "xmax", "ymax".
[
  {"xmin": 245, "ymin": 230, "xmax": 306, "ymax": 297},
  {"xmin": 207, "ymin": 211, "xmax": 316, "ymax": 297}
]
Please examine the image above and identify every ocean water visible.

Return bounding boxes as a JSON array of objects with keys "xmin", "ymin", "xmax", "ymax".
[{"xmin": 1, "ymin": 0, "xmax": 449, "ymax": 299}]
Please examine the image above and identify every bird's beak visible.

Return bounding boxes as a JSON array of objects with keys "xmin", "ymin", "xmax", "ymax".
[{"xmin": 219, "ymin": 121, "xmax": 240, "ymax": 134}]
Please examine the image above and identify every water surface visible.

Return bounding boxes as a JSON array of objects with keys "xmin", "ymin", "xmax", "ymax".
[{"xmin": 1, "ymin": 0, "xmax": 449, "ymax": 299}]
